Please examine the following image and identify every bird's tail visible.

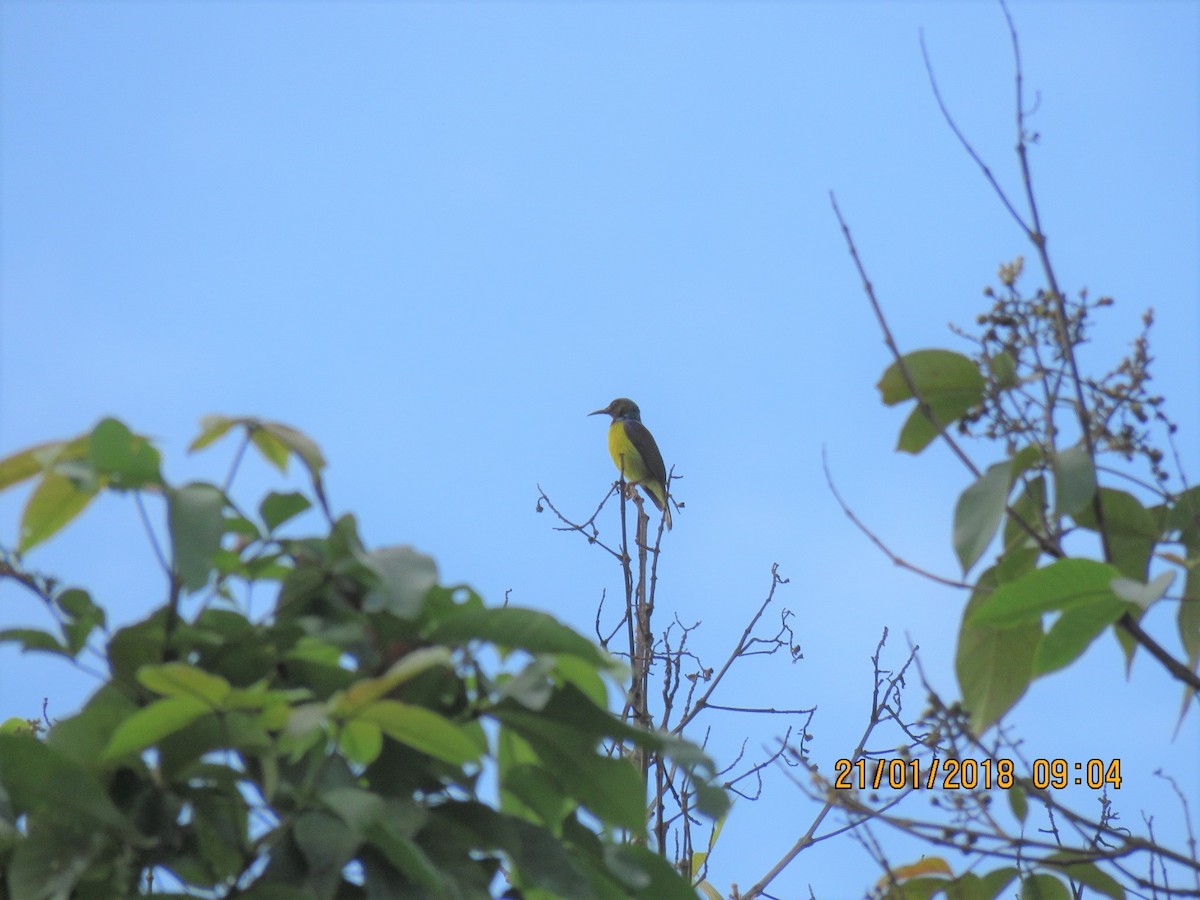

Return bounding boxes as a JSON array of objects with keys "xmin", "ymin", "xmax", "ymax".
[{"xmin": 642, "ymin": 481, "xmax": 673, "ymax": 531}]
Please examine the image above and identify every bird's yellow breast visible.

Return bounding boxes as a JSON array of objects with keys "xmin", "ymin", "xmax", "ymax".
[{"xmin": 607, "ymin": 420, "xmax": 652, "ymax": 484}]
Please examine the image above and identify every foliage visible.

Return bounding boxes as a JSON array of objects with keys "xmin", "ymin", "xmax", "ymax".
[
  {"xmin": 878, "ymin": 314, "xmax": 1198, "ymax": 734},
  {"xmin": 0, "ymin": 416, "xmax": 727, "ymax": 899},
  {"xmin": 812, "ymin": 9, "xmax": 1200, "ymax": 898},
  {"xmin": 858, "ymin": 262, "xmax": 1199, "ymax": 896}
]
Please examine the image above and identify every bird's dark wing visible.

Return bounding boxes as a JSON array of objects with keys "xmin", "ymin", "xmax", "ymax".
[{"xmin": 623, "ymin": 419, "xmax": 668, "ymax": 489}]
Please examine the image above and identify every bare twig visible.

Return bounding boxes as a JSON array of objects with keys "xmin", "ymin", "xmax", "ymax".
[
  {"xmin": 823, "ymin": 447, "xmax": 972, "ymax": 591},
  {"xmin": 674, "ymin": 564, "xmax": 792, "ymax": 734}
]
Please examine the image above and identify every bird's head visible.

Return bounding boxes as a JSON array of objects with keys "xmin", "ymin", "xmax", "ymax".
[{"xmin": 589, "ymin": 397, "xmax": 641, "ymax": 421}]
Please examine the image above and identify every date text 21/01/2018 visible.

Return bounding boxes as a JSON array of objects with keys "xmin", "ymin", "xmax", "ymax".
[{"xmin": 833, "ymin": 757, "xmax": 1122, "ymax": 791}]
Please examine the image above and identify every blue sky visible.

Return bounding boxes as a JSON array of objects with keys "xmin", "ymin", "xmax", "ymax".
[{"xmin": 2, "ymin": 2, "xmax": 1197, "ymax": 896}]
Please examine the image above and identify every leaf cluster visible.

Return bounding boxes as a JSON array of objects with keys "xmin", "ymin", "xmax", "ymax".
[
  {"xmin": 866, "ymin": 280, "xmax": 1199, "ymax": 898},
  {"xmin": 879, "ymin": 328, "xmax": 1199, "ymax": 735},
  {"xmin": 0, "ymin": 416, "xmax": 727, "ymax": 899}
]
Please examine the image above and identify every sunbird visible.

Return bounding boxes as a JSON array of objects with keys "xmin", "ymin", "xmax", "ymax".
[{"xmin": 589, "ymin": 398, "xmax": 672, "ymax": 530}]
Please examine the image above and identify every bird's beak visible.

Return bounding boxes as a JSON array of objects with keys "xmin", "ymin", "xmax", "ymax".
[{"xmin": 588, "ymin": 405, "xmax": 610, "ymax": 417}]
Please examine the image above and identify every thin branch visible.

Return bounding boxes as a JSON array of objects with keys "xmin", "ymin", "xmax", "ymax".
[
  {"xmin": 535, "ymin": 483, "xmax": 623, "ymax": 560},
  {"xmin": 674, "ymin": 564, "xmax": 791, "ymax": 733},
  {"xmin": 823, "ymin": 447, "xmax": 972, "ymax": 591},
  {"xmin": 741, "ymin": 632, "xmax": 918, "ymax": 899},
  {"xmin": 919, "ymin": 29, "xmax": 1032, "ymax": 236},
  {"xmin": 134, "ymin": 491, "xmax": 171, "ymax": 576}
]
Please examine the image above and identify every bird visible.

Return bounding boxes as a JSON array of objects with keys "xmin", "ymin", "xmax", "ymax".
[{"xmin": 589, "ymin": 398, "xmax": 672, "ymax": 530}]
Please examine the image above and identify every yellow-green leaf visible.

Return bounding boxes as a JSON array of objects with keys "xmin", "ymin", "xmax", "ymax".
[
  {"xmin": 102, "ymin": 695, "xmax": 211, "ymax": 761},
  {"xmin": 188, "ymin": 415, "xmax": 239, "ymax": 452},
  {"xmin": 334, "ymin": 646, "xmax": 452, "ymax": 715},
  {"xmin": 356, "ymin": 700, "xmax": 482, "ymax": 765},
  {"xmin": 19, "ymin": 471, "xmax": 99, "ymax": 552},
  {"xmin": 137, "ymin": 663, "xmax": 232, "ymax": 706},
  {"xmin": 0, "ymin": 441, "xmax": 62, "ymax": 492},
  {"xmin": 337, "ymin": 718, "xmax": 383, "ymax": 765},
  {"xmin": 891, "ymin": 856, "xmax": 953, "ymax": 881},
  {"xmin": 968, "ymin": 559, "xmax": 1122, "ymax": 628}
]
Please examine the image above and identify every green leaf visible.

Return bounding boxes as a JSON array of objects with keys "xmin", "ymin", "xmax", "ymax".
[
  {"xmin": 691, "ymin": 776, "xmax": 732, "ymax": 820},
  {"xmin": 189, "ymin": 787, "xmax": 251, "ymax": 883},
  {"xmin": 293, "ymin": 810, "xmax": 359, "ymax": 883},
  {"xmin": 155, "ymin": 712, "xmax": 271, "ymax": 780},
  {"xmin": 551, "ymin": 653, "xmax": 610, "ymax": 708},
  {"xmin": 19, "ymin": 471, "xmax": 98, "ymax": 552},
  {"xmin": 936, "ymin": 871, "xmax": 1013, "ymax": 900},
  {"xmin": 258, "ymin": 421, "xmax": 326, "ymax": 478},
  {"xmin": 362, "ymin": 546, "xmax": 439, "ymax": 618},
  {"xmin": 981, "ymin": 867, "xmax": 1020, "ymax": 899},
  {"xmin": 1, "ymin": 717, "xmax": 37, "ymax": 735},
  {"xmin": 355, "ymin": 700, "xmax": 482, "ymax": 765},
  {"xmin": 260, "ymin": 491, "xmax": 312, "ymax": 531},
  {"xmin": 877, "ymin": 349, "xmax": 982, "ymax": 405},
  {"xmin": 1052, "ymin": 444, "xmax": 1096, "ymax": 517},
  {"xmin": 251, "ymin": 428, "xmax": 290, "ymax": 471},
  {"xmin": 1007, "ymin": 787, "xmax": 1028, "ymax": 824},
  {"xmin": 321, "ymin": 786, "xmax": 385, "ymax": 835},
  {"xmin": 1072, "ymin": 488, "xmax": 1159, "ymax": 580},
  {"xmin": 107, "ymin": 617, "xmax": 167, "ymax": 688},
  {"xmin": 968, "ymin": 558, "xmax": 1123, "ymax": 627},
  {"xmin": 168, "ymin": 482, "xmax": 227, "ymax": 592},
  {"xmin": 59, "ymin": 587, "xmax": 106, "ymax": 654},
  {"xmin": 1043, "ymin": 856, "xmax": 1125, "ymax": 900},
  {"xmin": 503, "ymin": 815, "xmax": 597, "ymax": 898},
  {"xmin": 494, "ymin": 707, "xmax": 646, "ymax": 830},
  {"xmin": 337, "ymin": 718, "xmax": 383, "ymax": 765},
  {"xmin": 881, "ymin": 876, "xmax": 940, "ymax": 900},
  {"xmin": 429, "ymin": 605, "xmax": 611, "ymax": 667},
  {"xmin": 1019, "ymin": 873, "xmax": 1071, "ymax": 900},
  {"xmin": 608, "ymin": 844, "xmax": 700, "ymax": 900},
  {"xmin": 954, "ymin": 461, "xmax": 1013, "ymax": 573},
  {"xmin": 7, "ymin": 815, "xmax": 106, "ymax": 900},
  {"xmin": 440, "ymin": 802, "xmax": 597, "ymax": 898},
  {"xmin": 1034, "ymin": 596, "xmax": 1130, "ymax": 675},
  {"xmin": 988, "ymin": 350, "xmax": 1018, "ymax": 388},
  {"xmin": 1167, "ymin": 486, "xmax": 1200, "ymax": 684},
  {"xmin": 1178, "ymin": 582, "xmax": 1200, "ymax": 728},
  {"xmin": 363, "ymin": 800, "xmax": 442, "ymax": 890},
  {"xmin": 1004, "ymin": 475, "xmax": 1048, "ymax": 553},
  {"xmin": 877, "ymin": 350, "xmax": 985, "ymax": 454},
  {"xmin": 1011, "ymin": 443, "xmax": 1044, "ymax": 478},
  {"xmin": 189, "ymin": 417, "xmax": 326, "ymax": 484},
  {"xmin": 957, "ymin": 569, "xmax": 1040, "ymax": 733},
  {"xmin": 46, "ymin": 684, "xmax": 139, "ymax": 766},
  {"xmin": 88, "ymin": 417, "xmax": 162, "ymax": 489},
  {"xmin": 138, "ymin": 662, "xmax": 232, "ymax": 705},
  {"xmin": 500, "ymin": 760, "xmax": 570, "ymax": 826},
  {"xmin": 0, "ymin": 734, "xmax": 133, "ymax": 832},
  {"xmin": 0, "ymin": 628, "xmax": 68, "ymax": 656},
  {"xmin": 1165, "ymin": 484, "xmax": 1200, "ymax": 532},
  {"xmin": 101, "ymin": 695, "xmax": 212, "ymax": 761}
]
